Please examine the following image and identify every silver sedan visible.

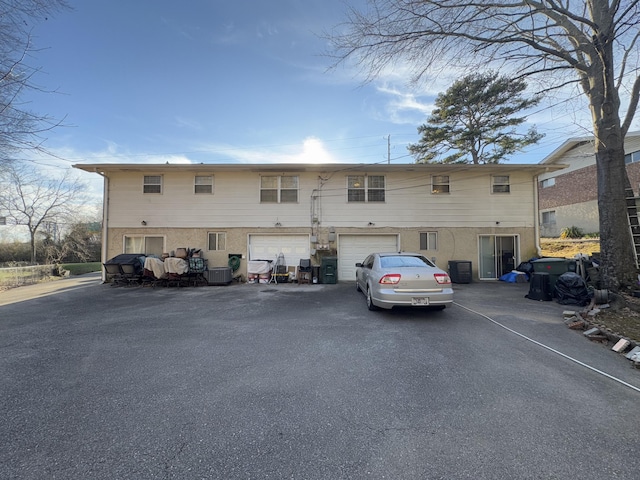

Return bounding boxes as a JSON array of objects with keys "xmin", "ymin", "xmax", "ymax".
[{"xmin": 355, "ymin": 252, "xmax": 454, "ymax": 310}]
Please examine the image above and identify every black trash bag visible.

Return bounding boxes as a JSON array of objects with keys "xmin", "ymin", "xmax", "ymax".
[
  {"xmin": 553, "ymin": 272, "xmax": 591, "ymax": 306},
  {"xmin": 516, "ymin": 261, "xmax": 534, "ymax": 275}
]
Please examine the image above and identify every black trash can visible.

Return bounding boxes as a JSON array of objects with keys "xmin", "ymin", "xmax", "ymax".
[
  {"xmin": 321, "ymin": 256, "xmax": 338, "ymax": 284},
  {"xmin": 526, "ymin": 272, "xmax": 552, "ymax": 301}
]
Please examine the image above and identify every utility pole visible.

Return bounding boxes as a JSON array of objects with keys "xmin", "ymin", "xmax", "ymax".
[{"xmin": 387, "ymin": 135, "xmax": 391, "ymax": 164}]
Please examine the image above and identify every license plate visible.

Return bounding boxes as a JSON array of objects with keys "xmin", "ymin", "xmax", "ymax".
[{"xmin": 411, "ymin": 297, "xmax": 429, "ymax": 305}]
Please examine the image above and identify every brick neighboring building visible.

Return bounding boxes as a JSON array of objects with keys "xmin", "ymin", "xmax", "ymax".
[{"xmin": 538, "ymin": 131, "xmax": 640, "ymax": 237}]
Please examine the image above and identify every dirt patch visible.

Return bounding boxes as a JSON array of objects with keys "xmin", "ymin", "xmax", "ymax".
[
  {"xmin": 592, "ymin": 293, "xmax": 640, "ymax": 344},
  {"xmin": 540, "ymin": 238, "xmax": 640, "ymax": 344},
  {"xmin": 539, "ymin": 238, "xmax": 599, "ymax": 259}
]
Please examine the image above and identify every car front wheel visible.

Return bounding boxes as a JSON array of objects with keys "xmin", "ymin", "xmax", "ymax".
[{"xmin": 366, "ymin": 286, "xmax": 379, "ymax": 311}]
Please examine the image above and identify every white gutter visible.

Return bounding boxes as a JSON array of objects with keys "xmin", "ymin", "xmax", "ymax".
[
  {"xmin": 534, "ymin": 174, "xmax": 541, "ymax": 257},
  {"xmin": 95, "ymin": 170, "xmax": 109, "ymax": 283}
]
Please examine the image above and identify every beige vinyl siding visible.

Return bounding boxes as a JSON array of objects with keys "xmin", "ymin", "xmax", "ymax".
[
  {"xmin": 324, "ymin": 170, "xmax": 535, "ymax": 229},
  {"xmin": 107, "ymin": 171, "xmax": 312, "ymax": 228},
  {"xmin": 107, "ymin": 170, "xmax": 537, "ymax": 229}
]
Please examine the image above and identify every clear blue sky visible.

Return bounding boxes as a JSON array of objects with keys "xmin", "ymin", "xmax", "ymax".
[{"xmin": 23, "ymin": 0, "xmax": 609, "ymax": 176}]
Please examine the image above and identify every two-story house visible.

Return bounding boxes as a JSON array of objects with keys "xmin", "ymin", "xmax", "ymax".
[
  {"xmin": 538, "ymin": 131, "xmax": 640, "ymax": 237},
  {"xmin": 74, "ymin": 162, "xmax": 564, "ymax": 282}
]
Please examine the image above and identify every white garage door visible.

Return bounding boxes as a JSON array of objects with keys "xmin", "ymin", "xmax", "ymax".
[
  {"xmin": 248, "ymin": 234, "xmax": 310, "ymax": 269},
  {"xmin": 338, "ymin": 234, "xmax": 399, "ymax": 282}
]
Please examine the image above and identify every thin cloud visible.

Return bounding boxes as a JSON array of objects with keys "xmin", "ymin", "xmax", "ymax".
[
  {"xmin": 174, "ymin": 116, "xmax": 203, "ymax": 131},
  {"xmin": 371, "ymin": 84, "xmax": 433, "ymax": 125},
  {"xmin": 197, "ymin": 137, "xmax": 339, "ymax": 164}
]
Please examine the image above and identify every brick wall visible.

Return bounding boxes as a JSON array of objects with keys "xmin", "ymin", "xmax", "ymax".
[{"xmin": 539, "ymin": 161, "xmax": 640, "ymax": 210}]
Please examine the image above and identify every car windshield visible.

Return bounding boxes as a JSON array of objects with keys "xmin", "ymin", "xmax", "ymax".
[{"xmin": 380, "ymin": 255, "xmax": 434, "ymax": 268}]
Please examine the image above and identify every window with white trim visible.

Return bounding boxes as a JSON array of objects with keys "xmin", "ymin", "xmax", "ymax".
[
  {"xmin": 208, "ymin": 232, "xmax": 226, "ymax": 251},
  {"xmin": 492, "ymin": 175, "xmax": 510, "ymax": 193},
  {"xmin": 260, "ymin": 175, "xmax": 298, "ymax": 203},
  {"xmin": 195, "ymin": 175, "xmax": 213, "ymax": 194},
  {"xmin": 347, "ymin": 175, "xmax": 385, "ymax": 202},
  {"xmin": 541, "ymin": 210, "xmax": 556, "ymax": 225},
  {"xmin": 124, "ymin": 235, "xmax": 164, "ymax": 255},
  {"xmin": 540, "ymin": 178, "xmax": 556, "ymax": 188},
  {"xmin": 431, "ymin": 175, "xmax": 450, "ymax": 194},
  {"xmin": 625, "ymin": 150, "xmax": 640, "ymax": 164},
  {"xmin": 143, "ymin": 175, "xmax": 162, "ymax": 194},
  {"xmin": 420, "ymin": 232, "xmax": 438, "ymax": 250}
]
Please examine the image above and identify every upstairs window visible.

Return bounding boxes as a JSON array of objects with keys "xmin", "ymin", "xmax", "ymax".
[
  {"xmin": 195, "ymin": 175, "xmax": 213, "ymax": 194},
  {"xmin": 143, "ymin": 175, "xmax": 162, "ymax": 194},
  {"xmin": 540, "ymin": 178, "xmax": 556, "ymax": 188},
  {"xmin": 431, "ymin": 175, "xmax": 450, "ymax": 194},
  {"xmin": 280, "ymin": 176, "xmax": 299, "ymax": 202},
  {"xmin": 348, "ymin": 175, "xmax": 385, "ymax": 202},
  {"xmin": 260, "ymin": 175, "xmax": 298, "ymax": 203},
  {"xmin": 348, "ymin": 176, "xmax": 365, "ymax": 202},
  {"xmin": 492, "ymin": 175, "xmax": 510, "ymax": 194}
]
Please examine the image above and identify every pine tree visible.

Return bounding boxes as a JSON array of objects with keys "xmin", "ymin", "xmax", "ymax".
[{"xmin": 408, "ymin": 72, "xmax": 542, "ymax": 164}]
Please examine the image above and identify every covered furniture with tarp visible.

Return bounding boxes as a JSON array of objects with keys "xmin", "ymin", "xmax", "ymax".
[
  {"xmin": 104, "ymin": 254, "xmax": 146, "ymax": 285},
  {"xmin": 247, "ymin": 260, "xmax": 272, "ymax": 283},
  {"xmin": 142, "ymin": 249, "xmax": 208, "ymax": 287},
  {"xmin": 554, "ymin": 272, "xmax": 592, "ymax": 306}
]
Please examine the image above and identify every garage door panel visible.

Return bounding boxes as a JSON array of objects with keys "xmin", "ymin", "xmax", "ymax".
[
  {"xmin": 338, "ymin": 235, "xmax": 398, "ymax": 281},
  {"xmin": 249, "ymin": 235, "xmax": 310, "ymax": 269}
]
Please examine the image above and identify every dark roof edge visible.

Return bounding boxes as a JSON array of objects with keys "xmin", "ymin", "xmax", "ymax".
[{"xmin": 73, "ymin": 162, "xmax": 567, "ymax": 175}]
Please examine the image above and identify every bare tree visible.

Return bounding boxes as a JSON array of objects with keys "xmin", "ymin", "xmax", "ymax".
[
  {"xmin": 327, "ymin": 0, "xmax": 640, "ymax": 291},
  {"xmin": 0, "ymin": 162, "xmax": 85, "ymax": 264},
  {"xmin": 0, "ymin": 0, "xmax": 69, "ymax": 164},
  {"xmin": 43, "ymin": 220, "xmax": 101, "ymax": 265}
]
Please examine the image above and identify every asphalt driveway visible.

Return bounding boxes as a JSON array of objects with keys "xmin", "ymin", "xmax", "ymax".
[{"xmin": 1, "ymin": 276, "xmax": 640, "ymax": 479}]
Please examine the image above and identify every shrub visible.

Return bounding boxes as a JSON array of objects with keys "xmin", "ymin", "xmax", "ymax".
[{"xmin": 560, "ymin": 226, "xmax": 584, "ymax": 239}]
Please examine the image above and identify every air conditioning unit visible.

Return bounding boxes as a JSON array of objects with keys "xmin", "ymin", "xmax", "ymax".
[
  {"xmin": 448, "ymin": 260, "xmax": 472, "ymax": 284},
  {"xmin": 206, "ymin": 267, "xmax": 232, "ymax": 285}
]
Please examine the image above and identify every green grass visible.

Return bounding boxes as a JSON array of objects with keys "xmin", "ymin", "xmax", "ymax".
[{"xmin": 61, "ymin": 262, "xmax": 102, "ymax": 275}]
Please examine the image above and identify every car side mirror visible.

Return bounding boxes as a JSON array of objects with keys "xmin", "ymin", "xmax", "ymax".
[{"xmin": 355, "ymin": 263, "xmax": 363, "ymax": 267}]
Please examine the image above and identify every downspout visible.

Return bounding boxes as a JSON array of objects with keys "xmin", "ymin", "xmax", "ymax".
[
  {"xmin": 534, "ymin": 174, "xmax": 541, "ymax": 257},
  {"xmin": 96, "ymin": 170, "xmax": 109, "ymax": 283}
]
